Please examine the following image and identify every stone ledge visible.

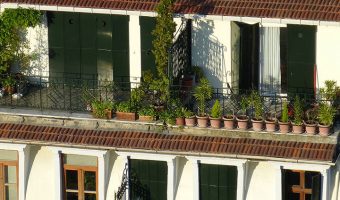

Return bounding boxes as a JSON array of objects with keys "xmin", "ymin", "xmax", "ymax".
[{"xmin": 0, "ymin": 108, "xmax": 338, "ymax": 144}]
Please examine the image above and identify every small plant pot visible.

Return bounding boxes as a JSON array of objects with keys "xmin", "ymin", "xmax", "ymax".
[
  {"xmin": 116, "ymin": 112, "xmax": 137, "ymax": 121},
  {"xmin": 278, "ymin": 121, "xmax": 290, "ymax": 133},
  {"xmin": 265, "ymin": 119, "xmax": 277, "ymax": 132},
  {"xmin": 236, "ymin": 115, "xmax": 249, "ymax": 130},
  {"xmin": 304, "ymin": 121, "xmax": 317, "ymax": 135},
  {"xmin": 251, "ymin": 118, "xmax": 264, "ymax": 131},
  {"xmin": 176, "ymin": 117, "xmax": 185, "ymax": 126},
  {"xmin": 318, "ymin": 124, "xmax": 331, "ymax": 136},
  {"xmin": 209, "ymin": 117, "xmax": 221, "ymax": 129},
  {"xmin": 185, "ymin": 116, "xmax": 196, "ymax": 127},
  {"xmin": 139, "ymin": 115, "xmax": 154, "ymax": 122},
  {"xmin": 196, "ymin": 115, "xmax": 209, "ymax": 128},
  {"xmin": 292, "ymin": 123, "xmax": 303, "ymax": 134},
  {"xmin": 223, "ymin": 115, "xmax": 235, "ymax": 130}
]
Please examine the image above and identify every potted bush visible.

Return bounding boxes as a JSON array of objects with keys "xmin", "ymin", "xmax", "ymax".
[
  {"xmin": 304, "ymin": 106, "xmax": 318, "ymax": 135},
  {"xmin": 175, "ymin": 107, "xmax": 186, "ymax": 126},
  {"xmin": 184, "ymin": 109, "xmax": 196, "ymax": 127},
  {"xmin": 1, "ymin": 76, "xmax": 16, "ymax": 95},
  {"xmin": 160, "ymin": 110, "xmax": 176, "ymax": 126},
  {"xmin": 193, "ymin": 78, "xmax": 212, "ymax": 128},
  {"xmin": 91, "ymin": 100, "xmax": 114, "ymax": 119},
  {"xmin": 209, "ymin": 99, "xmax": 222, "ymax": 128},
  {"xmin": 292, "ymin": 96, "xmax": 304, "ymax": 134},
  {"xmin": 138, "ymin": 106, "xmax": 156, "ymax": 122},
  {"xmin": 237, "ymin": 95, "xmax": 249, "ymax": 130},
  {"xmin": 116, "ymin": 101, "xmax": 137, "ymax": 121},
  {"xmin": 278, "ymin": 101, "xmax": 290, "ymax": 133},
  {"xmin": 249, "ymin": 91, "xmax": 264, "ymax": 131},
  {"xmin": 265, "ymin": 112, "xmax": 277, "ymax": 132},
  {"xmin": 318, "ymin": 103, "xmax": 336, "ymax": 136},
  {"xmin": 223, "ymin": 109, "xmax": 235, "ymax": 130}
]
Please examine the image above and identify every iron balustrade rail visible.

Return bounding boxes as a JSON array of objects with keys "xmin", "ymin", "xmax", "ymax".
[{"xmin": 0, "ymin": 74, "xmax": 335, "ymax": 115}]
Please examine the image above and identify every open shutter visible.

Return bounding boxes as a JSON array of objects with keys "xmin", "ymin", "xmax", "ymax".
[{"xmin": 311, "ymin": 173, "xmax": 321, "ymax": 200}]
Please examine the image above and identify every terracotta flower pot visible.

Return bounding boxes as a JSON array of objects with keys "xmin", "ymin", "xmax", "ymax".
[
  {"xmin": 116, "ymin": 112, "xmax": 137, "ymax": 121},
  {"xmin": 265, "ymin": 119, "xmax": 277, "ymax": 132},
  {"xmin": 139, "ymin": 115, "xmax": 154, "ymax": 122},
  {"xmin": 292, "ymin": 123, "xmax": 303, "ymax": 134},
  {"xmin": 304, "ymin": 121, "xmax": 317, "ymax": 135},
  {"xmin": 176, "ymin": 117, "xmax": 185, "ymax": 126},
  {"xmin": 252, "ymin": 118, "xmax": 264, "ymax": 131},
  {"xmin": 318, "ymin": 124, "xmax": 331, "ymax": 136},
  {"xmin": 236, "ymin": 115, "xmax": 249, "ymax": 130},
  {"xmin": 185, "ymin": 116, "xmax": 196, "ymax": 127},
  {"xmin": 223, "ymin": 115, "xmax": 235, "ymax": 130},
  {"xmin": 278, "ymin": 121, "xmax": 290, "ymax": 133},
  {"xmin": 196, "ymin": 115, "xmax": 209, "ymax": 128},
  {"xmin": 209, "ymin": 117, "xmax": 221, "ymax": 129}
]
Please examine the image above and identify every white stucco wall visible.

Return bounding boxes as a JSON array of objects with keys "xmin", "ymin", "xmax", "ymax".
[
  {"xmin": 25, "ymin": 146, "xmax": 55, "ymax": 200},
  {"xmin": 106, "ymin": 153, "xmax": 126, "ymax": 200},
  {"xmin": 192, "ymin": 18, "xmax": 231, "ymax": 88},
  {"xmin": 316, "ymin": 26, "xmax": 340, "ymax": 88},
  {"xmin": 175, "ymin": 157, "xmax": 194, "ymax": 200}
]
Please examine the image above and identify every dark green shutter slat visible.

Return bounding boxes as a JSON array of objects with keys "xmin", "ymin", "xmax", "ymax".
[
  {"xmin": 64, "ymin": 49, "xmax": 81, "ymax": 78},
  {"xmin": 140, "ymin": 16, "xmax": 157, "ymax": 74},
  {"xmin": 49, "ymin": 48, "xmax": 64, "ymax": 77},
  {"xmin": 48, "ymin": 12, "xmax": 64, "ymax": 48},
  {"xmin": 64, "ymin": 12, "xmax": 80, "ymax": 49},
  {"xmin": 80, "ymin": 13, "xmax": 96, "ymax": 49},
  {"xmin": 97, "ymin": 14, "xmax": 112, "ymax": 51},
  {"xmin": 81, "ymin": 49, "xmax": 97, "ymax": 78}
]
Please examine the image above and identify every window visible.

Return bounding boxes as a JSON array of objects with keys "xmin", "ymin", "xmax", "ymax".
[
  {"xmin": 282, "ymin": 170, "xmax": 321, "ymax": 200},
  {"xmin": 63, "ymin": 154, "xmax": 98, "ymax": 200},
  {"xmin": 199, "ymin": 164, "xmax": 237, "ymax": 200},
  {"xmin": 0, "ymin": 150, "xmax": 18, "ymax": 200}
]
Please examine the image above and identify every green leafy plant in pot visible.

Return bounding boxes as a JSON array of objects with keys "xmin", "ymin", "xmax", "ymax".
[
  {"xmin": 223, "ymin": 109, "xmax": 235, "ymax": 130},
  {"xmin": 184, "ymin": 109, "xmax": 196, "ymax": 127},
  {"xmin": 265, "ymin": 111, "xmax": 277, "ymax": 132},
  {"xmin": 138, "ymin": 106, "xmax": 156, "ymax": 122},
  {"xmin": 292, "ymin": 96, "xmax": 304, "ymax": 134},
  {"xmin": 249, "ymin": 91, "xmax": 264, "ymax": 131},
  {"xmin": 237, "ymin": 95, "xmax": 250, "ymax": 130},
  {"xmin": 91, "ymin": 100, "xmax": 114, "ymax": 119},
  {"xmin": 318, "ymin": 103, "xmax": 336, "ymax": 136},
  {"xmin": 210, "ymin": 99, "xmax": 222, "ymax": 128},
  {"xmin": 278, "ymin": 101, "xmax": 290, "ymax": 133},
  {"xmin": 1, "ymin": 76, "xmax": 16, "ymax": 95},
  {"xmin": 116, "ymin": 100, "xmax": 137, "ymax": 121},
  {"xmin": 304, "ymin": 106, "xmax": 318, "ymax": 135},
  {"xmin": 193, "ymin": 78, "xmax": 212, "ymax": 128}
]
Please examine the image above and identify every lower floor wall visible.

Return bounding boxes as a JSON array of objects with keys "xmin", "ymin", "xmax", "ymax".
[{"xmin": 0, "ymin": 143, "xmax": 338, "ymax": 200}]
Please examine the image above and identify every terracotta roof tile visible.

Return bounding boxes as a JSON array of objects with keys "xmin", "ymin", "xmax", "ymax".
[
  {"xmin": 2, "ymin": 0, "xmax": 340, "ymax": 22},
  {"xmin": 0, "ymin": 123, "xmax": 337, "ymax": 162}
]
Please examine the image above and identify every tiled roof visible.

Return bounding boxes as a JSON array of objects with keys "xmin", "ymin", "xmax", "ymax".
[
  {"xmin": 0, "ymin": 123, "xmax": 337, "ymax": 162},
  {"xmin": 1, "ymin": 0, "xmax": 340, "ymax": 22}
]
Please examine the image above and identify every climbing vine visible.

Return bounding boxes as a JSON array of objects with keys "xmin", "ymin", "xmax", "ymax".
[
  {"xmin": 152, "ymin": 0, "xmax": 176, "ymax": 78},
  {"xmin": 0, "ymin": 8, "xmax": 42, "ymax": 73}
]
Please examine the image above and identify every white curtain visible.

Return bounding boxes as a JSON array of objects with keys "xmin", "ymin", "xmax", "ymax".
[{"xmin": 259, "ymin": 27, "xmax": 281, "ymax": 95}]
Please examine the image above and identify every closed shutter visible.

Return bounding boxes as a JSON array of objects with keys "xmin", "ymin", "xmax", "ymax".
[{"xmin": 140, "ymin": 16, "xmax": 157, "ymax": 75}]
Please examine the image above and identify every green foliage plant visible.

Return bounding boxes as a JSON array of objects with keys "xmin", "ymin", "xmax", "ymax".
[
  {"xmin": 281, "ymin": 101, "xmax": 289, "ymax": 123},
  {"xmin": 239, "ymin": 95, "xmax": 249, "ymax": 116},
  {"xmin": 319, "ymin": 80, "xmax": 339, "ymax": 102},
  {"xmin": 138, "ymin": 106, "xmax": 156, "ymax": 117},
  {"xmin": 0, "ymin": 8, "xmax": 42, "ymax": 73},
  {"xmin": 184, "ymin": 109, "xmax": 195, "ymax": 118},
  {"xmin": 249, "ymin": 91, "xmax": 263, "ymax": 120},
  {"xmin": 149, "ymin": 76, "xmax": 170, "ymax": 106},
  {"xmin": 116, "ymin": 101, "xmax": 133, "ymax": 113},
  {"xmin": 91, "ymin": 100, "xmax": 114, "ymax": 118},
  {"xmin": 293, "ymin": 96, "xmax": 303, "ymax": 125},
  {"xmin": 194, "ymin": 78, "xmax": 213, "ymax": 116},
  {"xmin": 210, "ymin": 99, "xmax": 222, "ymax": 118},
  {"xmin": 152, "ymin": 0, "xmax": 176, "ymax": 77},
  {"xmin": 130, "ymin": 87, "xmax": 145, "ymax": 111},
  {"xmin": 318, "ymin": 103, "xmax": 336, "ymax": 126}
]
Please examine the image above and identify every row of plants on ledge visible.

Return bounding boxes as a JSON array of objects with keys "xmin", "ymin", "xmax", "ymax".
[{"xmin": 87, "ymin": 76, "xmax": 338, "ymax": 137}]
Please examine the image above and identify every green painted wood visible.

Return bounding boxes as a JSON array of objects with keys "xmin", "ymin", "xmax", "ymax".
[
  {"xmin": 140, "ymin": 16, "xmax": 157, "ymax": 74},
  {"xmin": 130, "ymin": 159, "xmax": 167, "ymax": 200},
  {"xmin": 112, "ymin": 15, "xmax": 129, "ymax": 79},
  {"xmin": 64, "ymin": 49, "xmax": 81, "ymax": 79},
  {"xmin": 64, "ymin": 12, "xmax": 80, "ymax": 49},
  {"xmin": 199, "ymin": 164, "xmax": 237, "ymax": 200},
  {"xmin": 80, "ymin": 13, "xmax": 96, "ymax": 49},
  {"xmin": 47, "ymin": 12, "xmax": 64, "ymax": 48},
  {"xmin": 97, "ymin": 14, "xmax": 112, "ymax": 51},
  {"xmin": 287, "ymin": 25, "xmax": 316, "ymax": 94},
  {"xmin": 49, "ymin": 48, "xmax": 64, "ymax": 78}
]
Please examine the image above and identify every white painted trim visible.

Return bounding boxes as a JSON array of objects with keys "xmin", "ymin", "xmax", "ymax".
[
  {"xmin": 50, "ymin": 149, "xmax": 61, "ymax": 200},
  {"xmin": 47, "ymin": 147, "xmax": 108, "ymax": 200},
  {"xmin": 0, "ymin": 143, "xmax": 28, "ymax": 200},
  {"xmin": 167, "ymin": 158, "xmax": 176, "ymax": 200},
  {"xmin": 271, "ymin": 161, "xmax": 331, "ymax": 200},
  {"xmin": 187, "ymin": 156, "xmax": 248, "ymax": 200}
]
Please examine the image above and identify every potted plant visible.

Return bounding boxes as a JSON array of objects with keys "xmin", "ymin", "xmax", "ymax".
[
  {"xmin": 319, "ymin": 80, "xmax": 339, "ymax": 105},
  {"xmin": 168, "ymin": 98, "xmax": 185, "ymax": 126},
  {"xmin": 175, "ymin": 107, "xmax": 186, "ymax": 126},
  {"xmin": 223, "ymin": 109, "xmax": 235, "ymax": 130},
  {"xmin": 237, "ymin": 95, "xmax": 249, "ymax": 130},
  {"xmin": 138, "ymin": 106, "xmax": 156, "ymax": 122},
  {"xmin": 160, "ymin": 110, "xmax": 176, "ymax": 126},
  {"xmin": 184, "ymin": 109, "xmax": 196, "ymax": 127},
  {"xmin": 304, "ymin": 106, "xmax": 318, "ymax": 135},
  {"xmin": 278, "ymin": 101, "xmax": 290, "ymax": 133},
  {"xmin": 1, "ymin": 76, "xmax": 16, "ymax": 95},
  {"xmin": 249, "ymin": 91, "xmax": 264, "ymax": 131},
  {"xmin": 318, "ymin": 103, "xmax": 336, "ymax": 136},
  {"xmin": 265, "ymin": 111, "xmax": 277, "ymax": 132},
  {"xmin": 193, "ymin": 78, "xmax": 212, "ymax": 128},
  {"xmin": 91, "ymin": 100, "xmax": 114, "ymax": 119},
  {"xmin": 149, "ymin": 76, "xmax": 170, "ymax": 111},
  {"xmin": 116, "ymin": 101, "xmax": 137, "ymax": 121},
  {"xmin": 209, "ymin": 99, "xmax": 222, "ymax": 128},
  {"xmin": 292, "ymin": 96, "xmax": 304, "ymax": 134}
]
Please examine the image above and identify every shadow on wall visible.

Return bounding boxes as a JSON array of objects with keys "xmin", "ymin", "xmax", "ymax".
[
  {"xmin": 192, "ymin": 19, "xmax": 226, "ymax": 88},
  {"xmin": 244, "ymin": 161, "xmax": 259, "ymax": 199}
]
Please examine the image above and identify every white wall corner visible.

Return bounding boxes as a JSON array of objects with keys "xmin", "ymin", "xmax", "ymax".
[
  {"xmin": 300, "ymin": 20, "xmax": 320, "ymax": 26},
  {"xmin": 167, "ymin": 158, "xmax": 177, "ymax": 200},
  {"xmin": 321, "ymin": 168, "xmax": 330, "ymax": 200},
  {"xmin": 236, "ymin": 162, "xmax": 247, "ymax": 200},
  {"xmin": 126, "ymin": 10, "xmax": 142, "ymax": 16}
]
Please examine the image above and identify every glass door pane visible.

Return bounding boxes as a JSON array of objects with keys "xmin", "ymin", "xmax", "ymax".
[
  {"xmin": 4, "ymin": 165, "xmax": 17, "ymax": 200},
  {"xmin": 65, "ymin": 170, "xmax": 78, "ymax": 190},
  {"xmin": 84, "ymin": 171, "xmax": 96, "ymax": 200}
]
